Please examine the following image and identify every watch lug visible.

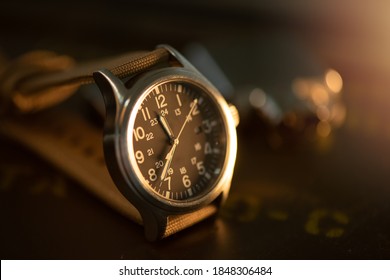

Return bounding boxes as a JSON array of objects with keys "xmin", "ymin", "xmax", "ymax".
[
  {"xmin": 157, "ymin": 44, "xmax": 199, "ymax": 73},
  {"xmin": 221, "ymin": 181, "xmax": 232, "ymax": 204},
  {"xmin": 139, "ymin": 209, "xmax": 167, "ymax": 241},
  {"xmin": 93, "ymin": 69, "xmax": 127, "ymax": 112}
]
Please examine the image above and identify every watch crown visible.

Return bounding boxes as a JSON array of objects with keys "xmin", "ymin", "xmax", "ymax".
[{"xmin": 228, "ymin": 104, "xmax": 240, "ymax": 127}]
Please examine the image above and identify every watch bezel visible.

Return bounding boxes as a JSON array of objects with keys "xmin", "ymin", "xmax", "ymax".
[{"xmin": 115, "ymin": 67, "xmax": 237, "ymax": 214}]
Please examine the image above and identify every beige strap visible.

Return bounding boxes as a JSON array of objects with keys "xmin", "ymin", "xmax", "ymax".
[
  {"xmin": 0, "ymin": 111, "xmax": 143, "ymax": 224},
  {"xmin": 164, "ymin": 205, "xmax": 217, "ymax": 238},
  {"xmin": 0, "ymin": 47, "xmax": 218, "ymax": 240},
  {"xmin": 0, "ymin": 48, "xmax": 169, "ymax": 113}
]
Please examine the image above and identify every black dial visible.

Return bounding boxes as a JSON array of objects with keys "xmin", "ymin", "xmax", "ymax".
[{"xmin": 131, "ymin": 80, "xmax": 227, "ymax": 202}]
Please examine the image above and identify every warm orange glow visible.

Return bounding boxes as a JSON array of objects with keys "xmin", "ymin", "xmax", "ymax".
[
  {"xmin": 325, "ymin": 69, "xmax": 343, "ymax": 94},
  {"xmin": 290, "ymin": 70, "xmax": 347, "ymax": 138},
  {"xmin": 330, "ymin": 103, "xmax": 347, "ymax": 127},
  {"xmin": 317, "ymin": 121, "xmax": 332, "ymax": 137},
  {"xmin": 311, "ymin": 83, "xmax": 329, "ymax": 106},
  {"xmin": 292, "ymin": 78, "xmax": 310, "ymax": 99},
  {"xmin": 316, "ymin": 105, "xmax": 330, "ymax": 121}
]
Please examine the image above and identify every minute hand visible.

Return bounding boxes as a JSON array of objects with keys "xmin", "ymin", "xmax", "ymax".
[{"xmin": 176, "ymin": 98, "xmax": 198, "ymax": 141}]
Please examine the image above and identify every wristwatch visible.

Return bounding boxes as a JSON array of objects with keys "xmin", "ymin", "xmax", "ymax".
[{"xmin": 0, "ymin": 45, "xmax": 238, "ymax": 241}]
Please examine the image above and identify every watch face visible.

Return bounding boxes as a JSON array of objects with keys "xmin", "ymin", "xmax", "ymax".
[{"xmin": 129, "ymin": 80, "xmax": 228, "ymax": 203}]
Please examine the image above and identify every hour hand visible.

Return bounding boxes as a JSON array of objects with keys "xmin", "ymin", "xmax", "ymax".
[{"xmin": 158, "ymin": 115, "xmax": 175, "ymax": 143}]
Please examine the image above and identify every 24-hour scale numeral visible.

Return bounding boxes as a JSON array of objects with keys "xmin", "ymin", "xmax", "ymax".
[
  {"xmin": 147, "ymin": 148, "xmax": 154, "ymax": 156},
  {"xmin": 150, "ymin": 118, "xmax": 158, "ymax": 126}
]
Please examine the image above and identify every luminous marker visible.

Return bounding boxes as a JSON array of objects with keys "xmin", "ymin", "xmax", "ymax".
[
  {"xmin": 214, "ymin": 168, "xmax": 221, "ymax": 174},
  {"xmin": 177, "ymin": 84, "xmax": 183, "ymax": 93},
  {"xmin": 155, "ymin": 87, "xmax": 160, "ymax": 94},
  {"xmin": 165, "ymin": 191, "xmax": 170, "ymax": 199},
  {"xmin": 211, "ymin": 120, "xmax": 218, "ymax": 127},
  {"xmin": 198, "ymin": 97, "xmax": 204, "ymax": 105},
  {"xmin": 205, "ymin": 173, "xmax": 211, "ymax": 179},
  {"xmin": 187, "ymin": 188, "xmax": 193, "ymax": 197},
  {"xmin": 194, "ymin": 142, "xmax": 202, "ymax": 151},
  {"xmin": 213, "ymin": 148, "xmax": 220, "ymax": 154}
]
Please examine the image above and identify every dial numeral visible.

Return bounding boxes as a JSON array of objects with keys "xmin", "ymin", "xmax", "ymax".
[
  {"xmin": 146, "ymin": 132, "xmax": 154, "ymax": 141},
  {"xmin": 191, "ymin": 102, "xmax": 200, "ymax": 116},
  {"xmin": 164, "ymin": 176, "xmax": 171, "ymax": 190},
  {"xmin": 204, "ymin": 142, "xmax": 212, "ymax": 154},
  {"xmin": 202, "ymin": 120, "xmax": 212, "ymax": 133},
  {"xmin": 182, "ymin": 175, "xmax": 191, "ymax": 188},
  {"xmin": 134, "ymin": 127, "xmax": 145, "ymax": 141},
  {"xmin": 135, "ymin": 150, "xmax": 144, "ymax": 164},
  {"xmin": 174, "ymin": 108, "xmax": 181, "ymax": 116},
  {"xmin": 155, "ymin": 94, "xmax": 167, "ymax": 109},
  {"xmin": 150, "ymin": 118, "xmax": 158, "ymax": 126},
  {"xmin": 141, "ymin": 107, "xmax": 151, "ymax": 121},
  {"xmin": 196, "ymin": 161, "xmax": 205, "ymax": 175},
  {"xmin": 160, "ymin": 108, "xmax": 168, "ymax": 116},
  {"xmin": 191, "ymin": 157, "xmax": 197, "ymax": 165},
  {"xmin": 176, "ymin": 93, "xmax": 182, "ymax": 107},
  {"xmin": 147, "ymin": 148, "xmax": 154, "ymax": 156},
  {"xmin": 148, "ymin": 168, "xmax": 157, "ymax": 181},
  {"xmin": 155, "ymin": 160, "xmax": 164, "ymax": 169},
  {"xmin": 180, "ymin": 167, "xmax": 187, "ymax": 174}
]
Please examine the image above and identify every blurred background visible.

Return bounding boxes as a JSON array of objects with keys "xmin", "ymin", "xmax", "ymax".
[{"xmin": 1, "ymin": 0, "xmax": 390, "ymax": 259}]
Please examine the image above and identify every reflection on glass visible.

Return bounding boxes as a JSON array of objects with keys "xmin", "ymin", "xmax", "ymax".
[{"xmin": 311, "ymin": 83, "xmax": 329, "ymax": 106}]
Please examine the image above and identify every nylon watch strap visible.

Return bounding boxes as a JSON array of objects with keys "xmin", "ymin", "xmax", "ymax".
[{"xmin": 0, "ymin": 48, "xmax": 217, "ymax": 240}]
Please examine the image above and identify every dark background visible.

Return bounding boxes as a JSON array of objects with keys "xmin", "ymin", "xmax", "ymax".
[{"xmin": 1, "ymin": 0, "xmax": 390, "ymax": 259}]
